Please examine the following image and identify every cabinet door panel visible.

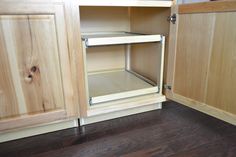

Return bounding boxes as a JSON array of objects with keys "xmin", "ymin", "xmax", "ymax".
[
  {"xmin": 167, "ymin": 2, "xmax": 236, "ymax": 125},
  {"xmin": 206, "ymin": 12, "xmax": 236, "ymax": 115},
  {"xmin": 0, "ymin": 15, "xmax": 65, "ymax": 117},
  {"xmin": 174, "ymin": 13, "xmax": 214, "ymax": 102},
  {"xmin": 0, "ymin": 3, "xmax": 74, "ymax": 131}
]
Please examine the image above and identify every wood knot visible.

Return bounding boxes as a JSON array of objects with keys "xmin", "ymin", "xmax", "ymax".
[
  {"xmin": 24, "ymin": 74, "xmax": 33, "ymax": 83},
  {"xmin": 31, "ymin": 66, "xmax": 38, "ymax": 73}
]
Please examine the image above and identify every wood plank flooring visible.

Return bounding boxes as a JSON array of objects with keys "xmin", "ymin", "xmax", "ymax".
[{"xmin": 0, "ymin": 101, "xmax": 235, "ymax": 157}]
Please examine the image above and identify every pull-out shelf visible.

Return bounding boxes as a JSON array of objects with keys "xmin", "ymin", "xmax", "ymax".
[
  {"xmin": 88, "ymin": 70, "xmax": 159, "ymax": 104},
  {"xmin": 82, "ymin": 31, "xmax": 165, "ymax": 105},
  {"xmin": 82, "ymin": 32, "xmax": 162, "ymax": 47}
]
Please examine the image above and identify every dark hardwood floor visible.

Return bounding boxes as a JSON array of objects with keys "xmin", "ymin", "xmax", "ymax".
[{"xmin": 0, "ymin": 101, "xmax": 235, "ymax": 157}]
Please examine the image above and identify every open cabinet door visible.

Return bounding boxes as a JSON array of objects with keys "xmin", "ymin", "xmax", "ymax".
[{"xmin": 166, "ymin": 1, "xmax": 236, "ymax": 125}]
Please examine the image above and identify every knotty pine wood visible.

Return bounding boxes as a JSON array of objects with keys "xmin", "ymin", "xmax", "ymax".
[
  {"xmin": 0, "ymin": 15, "xmax": 64, "ymax": 118},
  {"xmin": 0, "ymin": 101, "xmax": 235, "ymax": 157},
  {"xmin": 0, "ymin": 26, "xmax": 19, "ymax": 119},
  {"xmin": 63, "ymin": 0, "xmax": 81, "ymax": 117},
  {"xmin": 0, "ymin": 1, "xmax": 77, "ymax": 130}
]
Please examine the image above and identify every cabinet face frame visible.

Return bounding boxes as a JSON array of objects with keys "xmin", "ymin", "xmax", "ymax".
[
  {"xmin": 0, "ymin": 2, "xmax": 75, "ymax": 131},
  {"xmin": 166, "ymin": 2, "xmax": 236, "ymax": 125}
]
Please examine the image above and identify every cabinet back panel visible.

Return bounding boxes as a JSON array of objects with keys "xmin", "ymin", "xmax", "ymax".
[
  {"xmin": 130, "ymin": 7, "xmax": 170, "ymax": 89},
  {"xmin": 0, "ymin": 15, "xmax": 65, "ymax": 119},
  {"xmin": 86, "ymin": 46, "xmax": 125, "ymax": 72},
  {"xmin": 79, "ymin": 6, "xmax": 130, "ymax": 32},
  {"xmin": 80, "ymin": 7, "xmax": 129, "ymax": 72},
  {"xmin": 130, "ymin": 43, "xmax": 162, "ymax": 85}
]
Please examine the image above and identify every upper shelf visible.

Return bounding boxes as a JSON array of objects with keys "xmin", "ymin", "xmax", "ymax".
[
  {"xmin": 78, "ymin": 0, "xmax": 172, "ymax": 7},
  {"xmin": 82, "ymin": 32, "xmax": 162, "ymax": 47}
]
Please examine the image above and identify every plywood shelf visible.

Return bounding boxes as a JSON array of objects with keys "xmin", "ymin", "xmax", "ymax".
[
  {"xmin": 88, "ymin": 70, "xmax": 159, "ymax": 104},
  {"xmin": 78, "ymin": 0, "xmax": 172, "ymax": 7},
  {"xmin": 82, "ymin": 32, "xmax": 162, "ymax": 47}
]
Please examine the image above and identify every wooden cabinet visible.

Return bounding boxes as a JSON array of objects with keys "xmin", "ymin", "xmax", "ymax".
[
  {"xmin": 76, "ymin": 2, "xmax": 171, "ymax": 125},
  {"xmin": 1, "ymin": 0, "xmax": 236, "ymax": 143},
  {"xmin": 0, "ymin": 1, "xmax": 76, "ymax": 132},
  {"xmin": 166, "ymin": 1, "xmax": 236, "ymax": 125}
]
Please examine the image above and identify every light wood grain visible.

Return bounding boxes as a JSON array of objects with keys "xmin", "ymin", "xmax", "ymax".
[
  {"xmin": 0, "ymin": 14, "xmax": 65, "ymax": 117},
  {"xmin": 173, "ymin": 13, "xmax": 215, "ymax": 103},
  {"xmin": 130, "ymin": 43, "xmax": 161, "ymax": 84},
  {"xmin": 88, "ymin": 70, "xmax": 155, "ymax": 98},
  {"xmin": 179, "ymin": 0, "xmax": 236, "ymax": 14},
  {"xmin": 0, "ymin": 110, "xmax": 66, "ymax": 131},
  {"xmin": 0, "ymin": 2, "xmax": 76, "ymax": 131},
  {"xmin": 53, "ymin": 4, "xmax": 75, "ymax": 117},
  {"xmin": 206, "ymin": 12, "xmax": 236, "ymax": 115},
  {"xmin": 79, "ymin": 6, "xmax": 130, "ymax": 33},
  {"xmin": 0, "ymin": 24, "xmax": 19, "ymax": 119},
  {"xmin": 166, "ymin": 4, "xmax": 236, "ymax": 125},
  {"xmin": 79, "ymin": 6, "xmax": 129, "ymax": 73},
  {"xmin": 130, "ymin": 7, "xmax": 170, "ymax": 91},
  {"xmin": 86, "ymin": 46, "xmax": 126, "ymax": 72},
  {"xmin": 171, "ymin": 93, "xmax": 236, "ymax": 126},
  {"xmin": 166, "ymin": 5, "xmax": 178, "ymax": 98},
  {"xmin": 77, "ymin": 0, "xmax": 172, "ymax": 7},
  {"xmin": 63, "ymin": 0, "xmax": 84, "ymax": 117}
]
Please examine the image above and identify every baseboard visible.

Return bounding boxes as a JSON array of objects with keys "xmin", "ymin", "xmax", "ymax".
[
  {"xmin": 0, "ymin": 119, "xmax": 78, "ymax": 143},
  {"xmin": 80, "ymin": 103, "xmax": 162, "ymax": 125}
]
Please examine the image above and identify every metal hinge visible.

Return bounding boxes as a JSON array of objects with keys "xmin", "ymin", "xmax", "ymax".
[
  {"xmin": 167, "ymin": 14, "xmax": 176, "ymax": 24},
  {"xmin": 164, "ymin": 84, "xmax": 172, "ymax": 90}
]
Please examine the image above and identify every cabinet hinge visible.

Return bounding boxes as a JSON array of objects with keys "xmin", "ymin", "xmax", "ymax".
[
  {"xmin": 167, "ymin": 14, "xmax": 176, "ymax": 24},
  {"xmin": 164, "ymin": 84, "xmax": 172, "ymax": 90}
]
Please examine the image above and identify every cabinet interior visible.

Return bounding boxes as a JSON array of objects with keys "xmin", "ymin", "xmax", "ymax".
[{"xmin": 79, "ymin": 6, "xmax": 170, "ymax": 105}]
